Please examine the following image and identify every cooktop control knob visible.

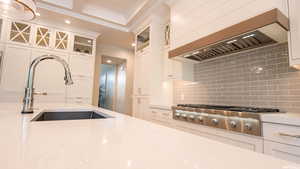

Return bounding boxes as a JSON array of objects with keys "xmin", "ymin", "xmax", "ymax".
[
  {"xmin": 175, "ymin": 113, "xmax": 180, "ymax": 117},
  {"xmin": 230, "ymin": 121, "xmax": 237, "ymax": 128},
  {"xmin": 211, "ymin": 118, "xmax": 219, "ymax": 125},
  {"xmin": 189, "ymin": 115, "xmax": 195, "ymax": 119},
  {"xmin": 245, "ymin": 123, "xmax": 252, "ymax": 131},
  {"xmin": 198, "ymin": 116, "xmax": 204, "ymax": 122},
  {"xmin": 181, "ymin": 114, "xmax": 187, "ymax": 118}
]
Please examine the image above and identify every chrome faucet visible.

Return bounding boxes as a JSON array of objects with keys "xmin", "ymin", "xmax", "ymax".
[{"xmin": 21, "ymin": 55, "xmax": 74, "ymax": 114}]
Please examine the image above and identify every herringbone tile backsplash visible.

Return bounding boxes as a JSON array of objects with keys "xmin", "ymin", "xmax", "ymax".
[{"xmin": 174, "ymin": 43, "xmax": 300, "ymax": 113}]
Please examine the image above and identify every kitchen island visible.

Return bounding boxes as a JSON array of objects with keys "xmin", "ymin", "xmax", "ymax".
[{"xmin": 0, "ymin": 103, "xmax": 299, "ymax": 169}]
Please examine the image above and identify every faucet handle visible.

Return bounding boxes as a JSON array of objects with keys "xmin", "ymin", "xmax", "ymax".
[{"xmin": 34, "ymin": 91, "xmax": 48, "ymax": 96}]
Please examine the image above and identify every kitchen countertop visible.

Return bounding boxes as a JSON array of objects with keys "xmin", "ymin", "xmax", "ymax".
[
  {"xmin": 261, "ymin": 112, "xmax": 300, "ymax": 126},
  {"xmin": 0, "ymin": 103, "xmax": 299, "ymax": 169}
]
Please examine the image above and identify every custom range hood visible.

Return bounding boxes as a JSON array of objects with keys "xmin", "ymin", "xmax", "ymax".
[{"xmin": 169, "ymin": 9, "xmax": 289, "ymax": 63}]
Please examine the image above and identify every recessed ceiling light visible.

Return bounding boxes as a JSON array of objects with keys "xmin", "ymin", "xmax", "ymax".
[
  {"xmin": 65, "ymin": 20, "xmax": 71, "ymax": 24},
  {"xmin": 36, "ymin": 12, "xmax": 40, "ymax": 16},
  {"xmin": 131, "ymin": 43, "xmax": 136, "ymax": 47},
  {"xmin": 107, "ymin": 60, "xmax": 112, "ymax": 63}
]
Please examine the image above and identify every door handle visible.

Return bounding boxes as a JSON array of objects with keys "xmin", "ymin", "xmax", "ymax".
[
  {"xmin": 34, "ymin": 91, "xmax": 48, "ymax": 95},
  {"xmin": 278, "ymin": 132, "xmax": 300, "ymax": 138}
]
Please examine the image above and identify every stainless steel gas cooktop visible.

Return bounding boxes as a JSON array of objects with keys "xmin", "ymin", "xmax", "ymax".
[{"xmin": 172, "ymin": 104, "xmax": 283, "ymax": 136}]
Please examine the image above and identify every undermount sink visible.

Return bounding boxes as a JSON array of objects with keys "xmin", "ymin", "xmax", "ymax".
[{"xmin": 32, "ymin": 110, "xmax": 113, "ymax": 122}]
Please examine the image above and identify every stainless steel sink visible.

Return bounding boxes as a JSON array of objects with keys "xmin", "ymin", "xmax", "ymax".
[{"xmin": 32, "ymin": 110, "xmax": 113, "ymax": 121}]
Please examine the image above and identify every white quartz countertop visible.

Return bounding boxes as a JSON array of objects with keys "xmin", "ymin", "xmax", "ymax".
[
  {"xmin": 261, "ymin": 112, "xmax": 300, "ymax": 126},
  {"xmin": 0, "ymin": 103, "xmax": 299, "ymax": 169}
]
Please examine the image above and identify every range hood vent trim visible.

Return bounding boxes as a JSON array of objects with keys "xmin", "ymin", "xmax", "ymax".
[{"xmin": 169, "ymin": 9, "xmax": 289, "ymax": 62}]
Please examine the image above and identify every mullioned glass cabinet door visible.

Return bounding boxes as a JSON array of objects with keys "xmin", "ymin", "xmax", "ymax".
[
  {"xmin": 9, "ymin": 22, "xmax": 31, "ymax": 44},
  {"xmin": 35, "ymin": 27, "xmax": 51, "ymax": 47}
]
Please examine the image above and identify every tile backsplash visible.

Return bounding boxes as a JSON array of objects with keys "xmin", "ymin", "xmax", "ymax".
[{"xmin": 174, "ymin": 43, "xmax": 300, "ymax": 113}]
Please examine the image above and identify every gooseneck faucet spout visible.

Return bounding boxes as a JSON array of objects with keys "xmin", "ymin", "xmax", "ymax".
[{"xmin": 21, "ymin": 55, "xmax": 73, "ymax": 114}]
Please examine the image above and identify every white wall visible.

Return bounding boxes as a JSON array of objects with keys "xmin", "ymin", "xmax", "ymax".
[
  {"xmin": 170, "ymin": 0, "xmax": 288, "ymax": 50},
  {"xmin": 93, "ymin": 43, "xmax": 134, "ymax": 115}
]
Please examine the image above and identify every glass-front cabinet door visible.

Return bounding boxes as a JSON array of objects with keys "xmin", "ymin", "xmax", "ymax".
[
  {"xmin": 55, "ymin": 31, "xmax": 69, "ymax": 50},
  {"xmin": 9, "ymin": 22, "xmax": 31, "ymax": 44},
  {"xmin": 35, "ymin": 27, "xmax": 51, "ymax": 47},
  {"xmin": 73, "ymin": 35, "xmax": 93, "ymax": 55}
]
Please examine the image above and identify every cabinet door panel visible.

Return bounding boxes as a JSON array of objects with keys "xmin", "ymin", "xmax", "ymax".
[
  {"xmin": 288, "ymin": 0, "xmax": 300, "ymax": 64},
  {"xmin": 69, "ymin": 54, "xmax": 94, "ymax": 77},
  {"xmin": 31, "ymin": 49, "xmax": 68, "ymax": 94},
  {"xmin": 1, "ymin": 45, "xmax": 31, "ymax": 92},
  {"xmin": 132, "ymin": 97, "xmax": 149, "ymax": 120},
  {"xmin": 264, "ymin": 140, "xmax": 300, "ymax": 164},
  {"xmin": 66, "ymin": 77, "xmax": 93, "ymax": 99},
  {"xmin": 134, "ymin": 51, "xmax": 150, "ymax": 95}
]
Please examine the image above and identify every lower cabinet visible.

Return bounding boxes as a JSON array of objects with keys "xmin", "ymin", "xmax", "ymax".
[
  {"xmin": 146, "ymin": 107, "xmax": 263, "ymax": 152},
  {"xmin": 264, "ymin": 140, "xmax": 300, "ymax": 164},
  {"xmin": 149, "ymin": 106, "xmax": 173, "ymax": 127},
  {"xmin": 66, "ymin": 76, "xmax": 93, "ymax": 105},
  {"xmin": 263, "ymin": 122, "xmax": 300, "ymax": 163},
  {"xmin": 173, "ymin": 120, "xmax": 263, "ymax": 153},
  {"xmin": 132, "ymin": 96, "xmax": 149, "ymax": 120}
]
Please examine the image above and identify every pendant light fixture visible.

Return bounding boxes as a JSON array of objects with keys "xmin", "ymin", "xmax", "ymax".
[{"xmin": 0, "ymin": 0, "xmax": 37, "ymax": 20}]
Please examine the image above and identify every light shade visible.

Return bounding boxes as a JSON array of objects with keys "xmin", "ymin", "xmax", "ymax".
[{"xmin": 0, "ymin": 0, "xmax": 37, "ymax": 20}]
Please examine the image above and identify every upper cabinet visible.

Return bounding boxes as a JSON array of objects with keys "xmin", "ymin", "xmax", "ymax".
[
  {"xmin": 55, "ymin": 31, "xmax": 69, "ymax": 50},
  {"xmin": 2, "ymin": 19, "xmax": 96, "ymax": 56},
  {"xmin": 73, "ymin": 35, "xmax": 93, "ymax": 55},
  {"xmin": 35, "ymin": 26, "xmax": 51, "ymax": 48},
  {"xmin": 9, "ymin": 21, "xmax": 31, "ymax": 44},
  {"xmin": 288, "ymin": 0, "xmax": 300, "ymax": 66},
  {"xmin": 136, "ymin": 27, "xmax": 150, "ymax": 52}
]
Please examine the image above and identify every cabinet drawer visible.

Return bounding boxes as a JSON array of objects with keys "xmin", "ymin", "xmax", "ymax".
[
  {"xmin": 263, "ymin": 123, "xmax": 300, "ymax": 146},
  {"xmin": 264, "ymin": 140, "xmax": 300, "ymax": 164},
  {"xmin": 67, "ymin": 97, "xmax": 92, "ymax": 105},
  {"xmin": 149, "ymin": 108, "xmax": 172, "ymax": 121}
]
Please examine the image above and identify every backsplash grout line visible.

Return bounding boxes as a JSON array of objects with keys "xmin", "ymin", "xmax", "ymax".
[{"xmin": 174, "ymin": 43, "xmax": 300, "ymax": 113}]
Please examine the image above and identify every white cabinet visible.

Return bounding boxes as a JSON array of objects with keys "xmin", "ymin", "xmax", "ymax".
[
  {"xmin": 8, "ymin": 21, "xmax": 32, "ymax": 46},
  {"xmin": 133, "ymin": 48, "xmax": 150, "ymax": 95},
  {"xmin": 69, "ymin": 54, "xmax": 94, "ymax": 78},
  {"xmin": 264, "ymin": 141, "xmax": 300, "ymax": 164},
  {"xmin": 1, "ymin": 45, "xmax": 31, "ymax": 92},
  {"xmin": 33, "ymin": 26, "xmax": 52, "ymax": 49},
  {"xmin": 173, "ymin": 120, "xmax": 263, "ymax": 153},
  {"xmin": 163, "ymin": 47, "xmax": 194, "ymax": 81},
  {"xmin": 66, "ymin": 76, "xmax": 93, "ymax": 104},
  {"xmin": 263, "ymin": 122, "xmax": 300, "ymax": 163},
  {"xmin": 149, "ymin": 107, "xmax": 173, "ymax": 127},
  {"xmin": 132, "ymin": 96, "xmax": 149, "ymax": 120},
  {"xmin": 54, "ymin": 30, "xmax": 70, "ymax": 51},
  {"xmin": 31, "ymin": 49, "xmax": 68, "ymax": 102},
  {"xmin": 288, "ymin": 0, "xmax": 300, "ymax": 66}
]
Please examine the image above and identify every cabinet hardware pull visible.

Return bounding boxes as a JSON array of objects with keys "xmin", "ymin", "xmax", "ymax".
[
  {"xmin": 34, "ymin": 91, "xmax": 48, "ymax": 95},
  {"xmin": 278, "ymin": 132, "xmax": 300, "ymax": 138},
  {"xmin": 152, "ymin": 111, "xmax": 157, "ymax": 114}
]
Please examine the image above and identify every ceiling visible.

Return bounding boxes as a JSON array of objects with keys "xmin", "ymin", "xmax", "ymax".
[
  {"xmin": 34, "ymin": 8, "xmax": 134, "ymax": 50},
  {"xmin": 35, "ymin": 0, "xmax": 163, "ymax": 49}
]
